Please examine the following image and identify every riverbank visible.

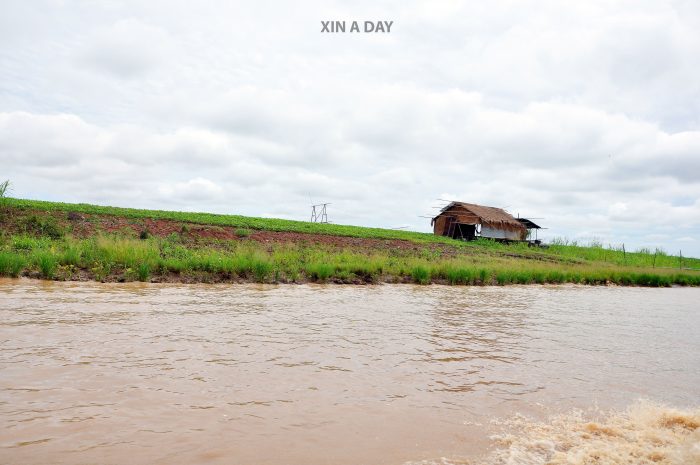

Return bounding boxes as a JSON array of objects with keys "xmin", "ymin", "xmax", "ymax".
[{"xmin": 1, "ymin": 198, "xmax": 699, "ymax": 286}]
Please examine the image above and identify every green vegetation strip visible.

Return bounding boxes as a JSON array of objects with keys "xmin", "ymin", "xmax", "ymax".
[
  {"xmin": 3, "ymin": 197, "xmax": 453, "ymax": 243},
  {"xmin": 0, "ymin": 233, "xmax": 698, "ymax": 286},
  {"xmin": 1, "ymin": 198, "xmax": 699, "ymax": 286}
]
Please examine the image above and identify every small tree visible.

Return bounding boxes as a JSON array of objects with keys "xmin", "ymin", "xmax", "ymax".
[{"xmin": 0, "ymin": 179, "xmax": 10, "ymax": 203}]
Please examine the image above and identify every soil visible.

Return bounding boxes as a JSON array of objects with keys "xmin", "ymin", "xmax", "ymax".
[{"xmin": 2, "ymin": 208, "xmax": 461, "ymax": 255}]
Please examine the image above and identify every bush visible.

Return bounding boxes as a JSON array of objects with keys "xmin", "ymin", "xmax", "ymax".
[
  {"xmin": 546, "ymin": 270, "xmax": 565, "ymax": 284},
  {"xmin": 306, "ymin": 263, "xmax": 334, "ymax": 282},
  {"xmin": 235, "ymin": 228, "xmax": 252, "ymax": 238},
  {"xmin": 477, "ymin": 269, "xmax": 489, "ymax": 284},
  {"xmin": 251, "ymin": 259, "xmax": 271, "ymax": 282},
  {"xmin": 34, "ymin": 252, "xmax": 57, "ymax": 279},
  {"xmin": 0, "ymin": 180, "xmax": 10, "ymax": 205},
  {"xmin": 91, "ymin": 262, "xmax": 112, "ymax": 282},
  {"xmin": 673, "ymin": 274, "xmax": 690, "ymax": 286},
  {"xmin": 137, "ymin": 263, "xmax": 151, "ymax": 282},
  {"xmin": 12, "ymin": 236, "xmax": 49, "ymax": 251},
  {"xmin": 0, "ymin": 252, "xmax": 25, "ymax": 277},
  {"xmin": 61, "ymin": 247, "xmax": 82, "ymax": 267},
  {"xmin": 445, "ymin": 267, "xmax": 475, "ymax": 285},
  {"xmin": 411, "ymin": 265, "xmax": 430, "ymax": 284},
  {"xmin": 22, "ymin": 215, "xmax": 64, "ymax": 239}
]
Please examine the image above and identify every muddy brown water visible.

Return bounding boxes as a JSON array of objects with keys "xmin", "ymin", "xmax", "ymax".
[{"xmin": 1, "ymin": 279, "xmax": 698, "ymax": 464}]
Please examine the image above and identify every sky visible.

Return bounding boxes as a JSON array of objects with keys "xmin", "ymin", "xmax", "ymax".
[{"xmin": 1, "ymin": 0, "xmax": 699, "ymax": 256}]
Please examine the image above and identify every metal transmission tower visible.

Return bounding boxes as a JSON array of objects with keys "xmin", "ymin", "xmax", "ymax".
[{"xmin": 310, "ymin": 203, "xmax": 330, "ymax": 223}]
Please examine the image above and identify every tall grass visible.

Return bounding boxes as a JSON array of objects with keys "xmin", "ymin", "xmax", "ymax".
[
  {"xmin": 305, "ymin": 263, "xmax": 335, "ymax": 282},
  {"xmin": 5, "ymin": 198, "xmax": 699, "ymax": 272},
  {"xmin": 411, "ymin": 265, "xmax": 431, "ymax": 284},
  {"xmin": 0, "ymin": 252, "xmax": 25, "ymax": 277},
  {"xmin": 547, "ymin": 242, "xmax": 699, "ymax": 269},
  {"xmin": 0, "ymin": 234, "xmax": 695, "ymax": 286},
  {"xmin": 1, "ymin": 203, "xmax": 699, "ymax": 286},
  {"xmin": 33, "ymin": 251, "xmax": 57, "ymax": 279}
]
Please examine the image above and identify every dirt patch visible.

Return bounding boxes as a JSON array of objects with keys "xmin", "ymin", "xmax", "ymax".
[
  {"xmin": 2, "ymin": 208, "xmax": 538, "ymax": 260},
  {"xmin": 250, "ymin": 230, "xmax": 433, "ymax": 252},
  {"xmin": 58, "ymin": 212, "xmax": 454, "ymax": 254}
]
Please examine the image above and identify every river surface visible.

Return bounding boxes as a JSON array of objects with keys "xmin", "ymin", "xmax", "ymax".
[{"xmin": 1, "ymin": 279, "xmax": 698, "ymax": 464}]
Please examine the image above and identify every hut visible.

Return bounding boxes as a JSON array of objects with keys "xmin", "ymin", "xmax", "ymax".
[
  {"xmin": 516, "ymin": 217, "xmax": 543, "ymax": 244},
  {"xmin": 431, "ymin": 202, "xmax": 527, "ymax": 241}
]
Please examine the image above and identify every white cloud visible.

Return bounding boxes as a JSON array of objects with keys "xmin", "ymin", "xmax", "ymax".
[
  {"xmin": 78, "ymin": 19, "xmax": 174, "ymax": 78},
  {"xmin": 157, "ymin": 177, "xmax": 224, "ymax": 201},
  {"xmin": 1, "ymin": 0, "xmax": 699, "ymax": 255}
]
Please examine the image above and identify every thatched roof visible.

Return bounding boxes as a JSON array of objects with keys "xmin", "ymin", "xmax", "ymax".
[{"xmin": 432, "ymin": 202, "xmax": 524, "ymax": 230}]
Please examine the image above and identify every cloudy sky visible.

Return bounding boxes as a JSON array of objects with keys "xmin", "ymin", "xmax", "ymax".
[{"xmin": 2, "ymin": 0, "xmax": 699, "ymax": 255}]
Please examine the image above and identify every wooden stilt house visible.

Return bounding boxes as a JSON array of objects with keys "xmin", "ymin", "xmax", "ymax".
[{"xmin": 431, "ymin": 202, "xmax": 527, "ymax": 241}]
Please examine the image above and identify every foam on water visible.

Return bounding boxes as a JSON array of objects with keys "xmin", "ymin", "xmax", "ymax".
[{"xmin": 408, "ymin": 401, "xmax": 700, "ymax": 465}]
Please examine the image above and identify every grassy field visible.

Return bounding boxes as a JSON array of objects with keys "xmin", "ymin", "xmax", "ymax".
[
  {"xmin": 2, "ymin": 198, "xmax": 454, "ymax": 243},
  {"xmin": 0, "ymin": 197, "xmax": 698, "ymax": 286}
]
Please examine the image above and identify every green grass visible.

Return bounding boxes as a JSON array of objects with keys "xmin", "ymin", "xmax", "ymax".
[
  {"xmin": 0, "ymin": 252, "xmax": 26, "ymax": 277},
  {"xmin": 411, "ymin": 265, "xmax": 431, "ymax": 284},
  {"xmin": 136, "ymin": 263, "xmax": 151, "ymax": 282},
  {"xmin": 4, "ymin": 196, "xmax": 699, "ymax": 268},
  {"xmin": 33, "ymin": 251, "xmax": 57, "ymax": 279},
  {"xmin": 305, "ymin": 263, "xmax": 335, "ymax": 282},
  {"xmin": 2, "ymin": 197, "xmax": 453, "ymax": 244},
  {"xmin": 0, "ymin": 233, "xmax": 697, "ymax": 286},
  {"xmin": 0, "ymin": 197, "xmax": 699, "ymax": 286},
  {"xmin": 546, "ymin": 242, "xmax": 695, "ymax": 269}
]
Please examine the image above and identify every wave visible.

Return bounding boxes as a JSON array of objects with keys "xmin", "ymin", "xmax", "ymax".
[{"xmin": 407, "ymin": 400, "xmax": 700, "ymax": 465}]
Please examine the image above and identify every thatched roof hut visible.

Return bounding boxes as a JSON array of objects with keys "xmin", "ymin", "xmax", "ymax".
[{"xmin": 431, "ymin": 202, "xmax": 526, "ymax": 241}]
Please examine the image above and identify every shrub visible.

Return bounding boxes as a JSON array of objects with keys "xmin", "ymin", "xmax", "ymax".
[
  {"xmin": 445, "ymin": 267, "xmax": 475, "ymax": 285},
  {"xmin": 12, "ymin": 236, "xmax": 48, "ymax": 251},
  {"xmin": 285, "ymin": 268, "xmax": 299, "ymax": 283},
  {"xmin": 45, "ymin": 218, "xmax": 66, "ymax": 239},
  {"xmin": 137, "ymin": 263, "xmax": 151, "ymax": 282},
  {"xmin": 546, "ymin": 270, "xmax": 565, "ymax": 284},
  {"xmin": 235, "ymin": 228, "xmax": 252, "ymax": 238},
  {"xmin": 411, "ymin": 265, "xmax": 430, "ymax": 284},
  {"xmin": 251, "ymin": 259, "xmax": 271, "ymax": 282},
  {"xmin": 61, "ymin": 246, "xmax": 82, "ymax": 267},
  {"xmin": 22, "ymin": 215, "xmax": 64, "ymax": 239},
  {"xmin": 306, "ymin": 263, "xmax": 334, "ymax": 282},
  {"xmin": 91, "ymin": 262, "xmax": 112, "ymax": 282},
  {"xmin": 0, "ymin": 252, "xmax": 25, "ymax": 277},
  {"xmin": 34, "ymin": 252, "xmax": 57, "ymax": 279},
  {"xmin": 166, "ymin": 232, "xmax": 181, "ymax": 243},
  {"xmin": 0, "ymin": 179, "xmax": 10, "ymax": 205}
]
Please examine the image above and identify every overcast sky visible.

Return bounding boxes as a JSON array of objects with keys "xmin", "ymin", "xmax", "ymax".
[{"xmin": 2, "ymin": 0, "xmax": 699, "ymax": 255}]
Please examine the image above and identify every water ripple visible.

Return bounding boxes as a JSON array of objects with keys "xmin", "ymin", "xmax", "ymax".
[{"xmin": 1, "ymin": 280, "xmax": 698, "ymax": 464}]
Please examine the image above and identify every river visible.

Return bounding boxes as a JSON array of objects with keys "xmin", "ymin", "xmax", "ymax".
[{"xmin": 1, "ymin": 279, "xmax": 698, "ymax": 464}]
